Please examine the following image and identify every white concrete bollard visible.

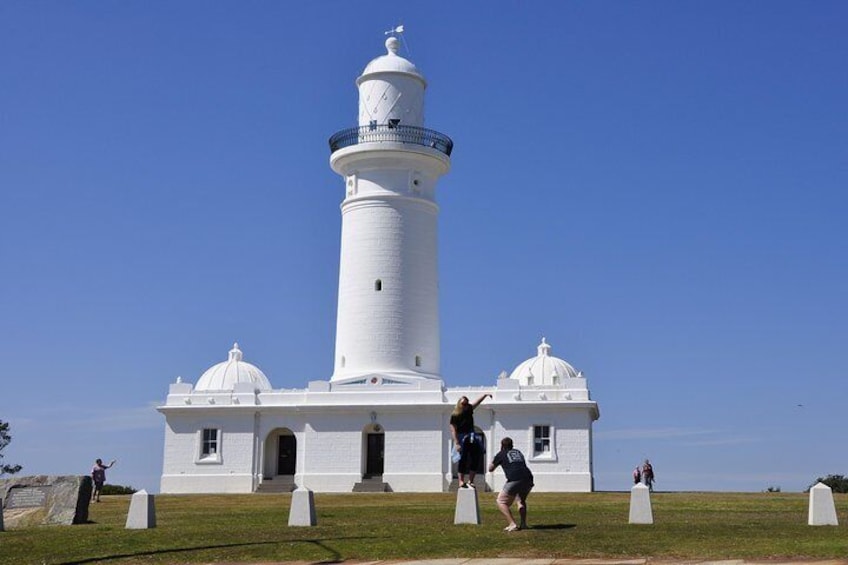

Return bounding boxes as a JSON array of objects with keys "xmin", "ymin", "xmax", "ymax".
[
  {"xmin": 125, "ymin": 489, "xmax": 156, "ymax": 529},
  {"xmin": 288, "ymin": 488, "xmax": 317, "ymax": 527},
  {"xmin": 454, "ymin": 486, "xmax": 480, "ymax": 525},
  {"xmin": 629, "ymin": 483, "xmax": 653, "ymax": 524},
  {"xmin": 808, "ymin": 482, "xmax": 838, "ymax": 526}
]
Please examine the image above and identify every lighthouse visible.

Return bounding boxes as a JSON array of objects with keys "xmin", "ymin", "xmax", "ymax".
[
  {"xmin": 328, "ymin": 36, "xmax": 453, "ymax": 383},
  {"xmin": 159, "ymin": 34, "xmax": 598, "ymax": 495}
]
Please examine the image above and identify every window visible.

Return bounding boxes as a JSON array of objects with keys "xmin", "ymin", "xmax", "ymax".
[
  {"xmin": 533, "ymin": 425, "xmax": 551, "ymax": 456},
  {"xmin": 375, "ymin": 279, "xmax": 382, "ymax": 291},
  {"xmin": 388, "ymin": 118, "xmax": 400, "ymax": 129},
  {"xmin": 415, "ymin": 355, "xmax": 422, "ymax": 367},
  {"xmin": 197, "ymin": 428, "xmax": 222, "ymax": 464},
  {"xmin": 201, "ymin": 428, "xmax": 218, "ymax": 457},
  {"xmin": 369, "ymin": 120, "xmax": 377, "ymax": 131},
  {"xmin": 340, "ymin": 355, "xmax": 346, "ymax": 368}
]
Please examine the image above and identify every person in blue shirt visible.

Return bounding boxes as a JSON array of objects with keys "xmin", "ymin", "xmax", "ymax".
[{"xmin": 488, "ymin": 437, "xmax": 534, "ymax": 531}]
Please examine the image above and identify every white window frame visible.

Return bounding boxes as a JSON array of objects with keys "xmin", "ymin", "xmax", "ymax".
[
  {"xmin": 196, "ymin": 427, "xmax": 223, "ymax": 464},
  {"xmin": 529, "ymin": 424, "xmax": 556, "ymax": 461}
]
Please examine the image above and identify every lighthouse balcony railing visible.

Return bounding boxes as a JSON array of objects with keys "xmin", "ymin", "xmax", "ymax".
[{"xmin": 329, "ymin": 124, "xmax": 453, "ymax": 157}]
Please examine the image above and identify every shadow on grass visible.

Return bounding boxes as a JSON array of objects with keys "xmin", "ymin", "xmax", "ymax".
[
  {"xmin": 528, "ymin": 523, "xmax": 576, "ymax": 530},
  {"xmin": 57, "ymin": 536, "xmax": 376, "ymax": 565}
]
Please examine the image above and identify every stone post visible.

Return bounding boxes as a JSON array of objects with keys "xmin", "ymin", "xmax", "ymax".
[
  {"xmin": 288, "ymin": 488, "xmax": 317, "ymax": 527},
  {"xmin": 629, "ymin": 483, "xmax": 653, "ymax": 524},
  {"xmin": 125, "ymin": 490, "xmax": 156, "ymax": 529},
  {"xmin": 454, "ymin": 487, "xmax": 480, "ymax": 525},
  {"xmin": 0, "ymin": 498, "xmax": 4, "ymax": 532},
  {"xmin": 808, "ymin": 482, "xmax": 839, "ymax": 526}
]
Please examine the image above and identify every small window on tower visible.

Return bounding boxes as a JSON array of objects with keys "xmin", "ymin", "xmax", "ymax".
[
  {"xmin": 415, "ymin": 355, "xmax": 422, "ymax": 367},
  {"xmin": 375, "ymin": 279, "xmax": 382, "ymax": 291},
  {"xmin": 388, "ymin": 118, "xmax": 400, "ymax": 129},
  {"xmin": 369, "ymin": 120, "xmax": 377, "ymax": 131},
  {"xmin": 340, "ymin": 356, "xmax": 346, "ymax": 368}
]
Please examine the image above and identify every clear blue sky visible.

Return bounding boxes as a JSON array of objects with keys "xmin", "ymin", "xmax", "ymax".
[{"xmin": 2, "ymin": 1, "xmax": 845, "ymax": 494}]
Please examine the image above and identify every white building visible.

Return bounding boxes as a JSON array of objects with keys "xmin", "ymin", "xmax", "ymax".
[{"xmin": 158, "ymin": 36, "xmax": 599, "ymax": 494}]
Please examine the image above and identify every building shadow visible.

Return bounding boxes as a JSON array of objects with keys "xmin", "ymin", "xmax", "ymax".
[{"xmin": 58, "ymin": 536, "xmax": 375, "ymax": 565}]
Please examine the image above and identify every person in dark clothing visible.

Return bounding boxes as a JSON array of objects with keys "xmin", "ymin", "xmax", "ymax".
[
  {"xmin": 449, "ymin": 393, "xmax": 491, "ymax": 488},
  {"xmin": 642, "ymin": 459, "xmax": 655, "ymax": 492},
  {"xmin": 91, "ymin": 458, "xmax": 116, "ymax": 502},
  {"xmin": 488, "ymin": 437, "xmax": 534, "ymax": 531}
]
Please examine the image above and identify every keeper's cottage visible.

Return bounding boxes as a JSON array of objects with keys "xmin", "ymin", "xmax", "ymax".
[{"xmin": 158, "ymin": 35, "xmax": 599, "ymax": 494}]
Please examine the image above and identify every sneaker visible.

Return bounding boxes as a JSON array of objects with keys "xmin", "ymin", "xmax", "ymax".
[
  {"xmin": 504, "ymin": 524, "xmax": 520, "ymax": 532},
  {"xmin": 467, "ymin": 482, "xmax": 476, "ymax": 489},
  {"xmin": 459, "ymin": 482, "xmax": 468, "ymax": 488}
]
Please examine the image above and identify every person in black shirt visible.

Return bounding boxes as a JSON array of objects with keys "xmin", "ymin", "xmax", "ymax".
[
  {"xmin": 449, "ymin": 393, "xmax": 491, "ymax": 488},
  {"xmin": 489, "ymin": 437, "xmax": 533, "ymax": 531}
]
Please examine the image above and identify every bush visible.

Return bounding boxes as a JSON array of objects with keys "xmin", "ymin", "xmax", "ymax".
[
  {"xmin": 765, "ymin": 485, "xmax": 781, "ymax": 492},
  {"xmin": 808, "ymin": 474, "xmax": 848, "ymax": 493},
  {"xmin": 100, "ymin": 484, "xmax": 137, "ymax": 495}
]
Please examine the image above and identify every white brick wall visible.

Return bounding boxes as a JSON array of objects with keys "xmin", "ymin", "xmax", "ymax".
[{"xmin": 159, "ymin": 394, "xmax": 597, "ymax": 494}]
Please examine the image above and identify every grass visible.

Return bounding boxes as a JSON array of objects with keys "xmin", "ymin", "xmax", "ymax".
[{"xmin": 0, "ymin": 491, "xmax": 846, "ymax": 564}]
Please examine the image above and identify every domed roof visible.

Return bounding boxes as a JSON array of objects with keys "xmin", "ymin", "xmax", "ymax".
[
  {"xmin": 357, "ymin": 37, "xmax": 426, "ymax": 86},
  {"xmin": 195, "ymin": 343, "xmax": 272, "ymax": 392},
  {"xmin": 509, "ymin": 338, "xmax": 581, "ymax": 386}
]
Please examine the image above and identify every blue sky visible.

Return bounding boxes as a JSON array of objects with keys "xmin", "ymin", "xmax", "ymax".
[{"xmin": 1, "ymin": 1, "xmax": 845, "ymax": 494}]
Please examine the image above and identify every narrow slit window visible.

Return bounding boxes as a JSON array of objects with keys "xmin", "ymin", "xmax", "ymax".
[
  {"xmin": 415, "ymin": 355, "xmax": 422, "ymax": 367},
  {"xmin": 375, "ymin": 279, "xmax": 382, "ymax": 291}
]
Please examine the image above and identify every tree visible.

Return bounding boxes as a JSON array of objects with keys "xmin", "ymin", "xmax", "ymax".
[
  {"xmin": 808, "ymin": 474, "xmax": 848, "ymax": 493},
  {"xmin": 0, "ymin": 419, "xmax": 23, "ymax": 475}
]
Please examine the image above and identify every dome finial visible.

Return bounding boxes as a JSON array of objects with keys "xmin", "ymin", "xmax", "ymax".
[
  {"xmin": 385, "ymin": 36, "xmax": 400, "ymax": 55},
  {"xmin": 229, "ymin": 342, "xmax": 243, "ymax": 362},
  {"xmin": 538, "ymin": 337, "xmax": 551, "ymax": 357}
]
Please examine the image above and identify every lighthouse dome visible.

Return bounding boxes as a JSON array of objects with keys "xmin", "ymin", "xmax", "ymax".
[
  {"xmin": 358, "ymin": 36, "xmax": 425, "ymax": 85},
  {"xmin": 195, "ymin": 343, "xmax": 272, "ymax": 392},
  {"xmin": 509, "ymin": 338, "xmax": 581, "ymax": 386}
]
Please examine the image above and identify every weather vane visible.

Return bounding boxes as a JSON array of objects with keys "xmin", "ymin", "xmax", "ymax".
[{"xmin": 384, "ymin": 24, "xmax": 404, "ymax": 37}]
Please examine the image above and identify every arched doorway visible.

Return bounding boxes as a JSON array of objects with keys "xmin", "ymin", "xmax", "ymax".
[{"xmin": 264, "ymin": 428, "xmax": 296, "ymax": 478}]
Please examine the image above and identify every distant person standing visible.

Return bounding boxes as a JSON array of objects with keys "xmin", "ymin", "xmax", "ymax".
[
  {"xmin": 91, "ymin": 458, "xmax": 116, "ymax": 502},
  {"xmin": 449, "ymin": 393, "xmax": 491, "ymax": 489},
  {"xmin": 642, "ymin": 459, "xmax": 655, "ymax": 492},
  {"xmin": 488, "ymin": 437, "xmax": 534, "ymax": 532},
  {"xmin": 632, "ymin": 465, "xmax": 642, "ymax": 485}
]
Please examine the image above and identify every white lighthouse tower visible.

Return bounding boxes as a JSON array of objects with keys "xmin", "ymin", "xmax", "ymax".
[{"xmin": 328, "ymin": 36, "xmax": 453, "ymax": 383}]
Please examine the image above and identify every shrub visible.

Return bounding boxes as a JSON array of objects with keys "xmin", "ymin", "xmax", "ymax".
[
  {"xmin": 808, "ymin": 474, "xmax": 848, "ymax": 493},
  {"xmin": 100, "ymin": 484, "xmax": 137, "ymax": 495}
]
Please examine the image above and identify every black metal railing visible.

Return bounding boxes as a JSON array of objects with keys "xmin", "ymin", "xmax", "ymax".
[{"xmin": 329, "ymin": 124, "xmax": 453, "ymax": 157}]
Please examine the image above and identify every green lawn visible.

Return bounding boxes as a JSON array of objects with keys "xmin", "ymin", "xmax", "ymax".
[{"xmin": 1, "ymin": 491, "xmax": 846, "ymax": 564}]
